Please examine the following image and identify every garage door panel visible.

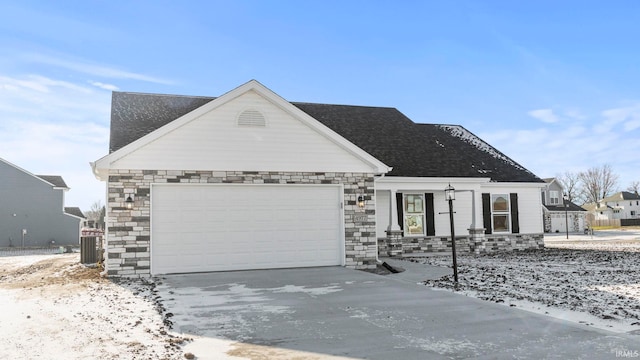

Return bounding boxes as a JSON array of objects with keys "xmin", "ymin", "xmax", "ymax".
[{"xmin": 151, "ymin": 184, "xmax": 343, "ymax": 274}]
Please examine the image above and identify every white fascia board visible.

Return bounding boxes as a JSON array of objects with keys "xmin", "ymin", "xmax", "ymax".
[
  {"xmin": 91, "ymin": 80, "xmax": 391, "ymax": 178},
  {"xmin": 482, "ymin": 182, "xmax": 548, "ymax": 189},
  {"xmin": 64, "ymin": 212, "xmax": 85, "ymax": 221},
  {"xmin": 375, "ymin": 176, "xmax": 490, "ymax": 191}
]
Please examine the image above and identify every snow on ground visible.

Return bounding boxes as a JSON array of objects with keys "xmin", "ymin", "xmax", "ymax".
[
  {"xmin": 2, "ymin": 229, "xmax": 639, "ymax": 359},
  {"xmin": 413, "ymin": 230, "xmax": 640, "ymax": 334},
  {"xmin": 0, "ymin": 253, "xmax": 190, "ymax": 360}
]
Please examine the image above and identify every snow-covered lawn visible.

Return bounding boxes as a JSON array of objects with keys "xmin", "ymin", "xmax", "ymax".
[
  {"xmin": 2, "ymin": 230, "xmax": 639, "ymax": 358},
  {"xmin": 0, "ymin": 254, "xmax": 190, "ymax": 360},
  {"xmin": 414, "ymin": 231, "xmax": 640, "ymax": 334}
]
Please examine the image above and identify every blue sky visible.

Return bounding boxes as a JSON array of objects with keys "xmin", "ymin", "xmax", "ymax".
[{"xmin": 1, "ymin": 0, "xmax": 639, "ymax": 211}]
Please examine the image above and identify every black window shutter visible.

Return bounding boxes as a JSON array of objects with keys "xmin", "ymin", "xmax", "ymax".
[
  {"xmin": 482, "ymin": 193, "xmax": 492, "ymax": 234},
  {"xmin": 396, "ymin": 192, "xmax": 404, "ymax": 230},
  {"xmin": 425, "ymin": 193, "xmax": 435, "ymax": 236},
  {"xmin": 510, "ymin": 193, "xmax": 520, "ymax": 234}
]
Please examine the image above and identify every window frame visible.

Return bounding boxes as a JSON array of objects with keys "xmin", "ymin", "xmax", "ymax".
[
  {"xmin": 491, "ymin": 193, "xmax": 511, "ymax": 233},
  {"xmin": 403, "ymin": 193, "xmax": 426, "ymax": 236},
  {"xmin": 549, "ymin": 190, "xmax": 560, "ymax": 205}
]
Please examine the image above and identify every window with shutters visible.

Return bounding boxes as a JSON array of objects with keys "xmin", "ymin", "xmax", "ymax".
[
  {"xmin": 403, "ymin": 194, "xmax": 425, "ymax": 235},
  {"xmin": 492, "ymin": 194, "xmax": 510, "ymax": 233}
]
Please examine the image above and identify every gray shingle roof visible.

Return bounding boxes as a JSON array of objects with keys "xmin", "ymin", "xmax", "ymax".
[
  {"xmin": 601, "ymin": 191, "xmax": 640, "ymax": 202},
  {"xmin": 544, "ymin": 202, "xmax": 586, "ymax": 212},
  {"xmin": 108, "ymin": 91, "xmax": 544, "ymax": 183},
  {"xmin": 110, "ymin": 92, "xmax": 215, "ymax": 153},
  {"xmin": 64, "ymin": 207, "xmax": 85, "ymax": 218},
  {"xmin": 36, "ymin": 175, "xmax": 68, "ymax": 188}
]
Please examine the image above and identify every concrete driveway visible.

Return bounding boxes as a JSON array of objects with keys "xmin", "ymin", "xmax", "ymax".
[{"xmin": 156, "ymin": 262, "xmax": 638, "ymax": 359}]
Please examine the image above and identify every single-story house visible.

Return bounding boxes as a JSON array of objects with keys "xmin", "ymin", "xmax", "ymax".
[
  {"xmin": 91, "ymin": 80, "xmax": 546, "ymax": 276},
  {"xmin": 0, "ymin": 157, "xmax": 84, "ymax": 247}
]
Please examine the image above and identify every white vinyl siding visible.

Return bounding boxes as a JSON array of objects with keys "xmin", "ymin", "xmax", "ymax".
[
  {"xmin": 375, "ymin": 190, "xmax": 390, "ymax": 239},
  {"xmin": 110, "ymin": 91, "xmax": 376, "ymax": 173},
  {"xmin": 489, "ymin": 185, "xmax": 543, "ymax": 234}
]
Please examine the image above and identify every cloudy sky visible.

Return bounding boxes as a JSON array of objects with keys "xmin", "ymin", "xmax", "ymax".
[{"xmin": 1, "ymin": 1, "xmax": 639, "ymax": 211}]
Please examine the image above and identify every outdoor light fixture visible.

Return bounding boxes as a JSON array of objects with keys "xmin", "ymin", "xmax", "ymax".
[
  {"xmin": 444, "ymin": 183, "xmax": 456, "ymax": 201},
  {"xmin": 563, "ymin": 193, "xmax": 569, "ymax": 239},
  {"xmin": 357, "ymin": 195, "xmax": 365, "ymax": 209},
  {"xmin": 125, "ymin": 195, "xmax": 134, "ymax": 210},
  {"xmin": 445, "ymin": 183, "xmax": 458, "ymax": 284}
]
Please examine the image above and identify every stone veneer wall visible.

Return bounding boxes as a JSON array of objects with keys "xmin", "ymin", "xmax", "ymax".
[
  {"xmin": 378, "ymin": 233, "xmax": 544, "ymax": 257},
  {"xmin": 106, "ymin": 169, "xmax": 376, "ymax": 277}
]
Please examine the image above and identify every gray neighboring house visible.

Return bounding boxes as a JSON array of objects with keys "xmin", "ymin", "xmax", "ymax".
[
  {"xmin": 0, "ymin": 157, "xmax": 84, "ymax": 247},
  {"xmin": 541, "ymin": 178, "xmax": 586, "ymax": 233}
]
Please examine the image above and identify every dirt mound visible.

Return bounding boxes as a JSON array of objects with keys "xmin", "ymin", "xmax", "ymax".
[{"xmin": 0, "ymin": 254, "xmax": 105, "ymax": 291}]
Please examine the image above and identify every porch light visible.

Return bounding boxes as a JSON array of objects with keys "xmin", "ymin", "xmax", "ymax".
[
  {"xmin": 357, "ymin": 195, "xmax": 365, "ymax": 209},
  {"xmin": 125, "ymin": 195, "xmax": 134, "ymax": 210},
  {"xmin": 444, "ymin": 183, "xmax": 455, "ymax": 201}
]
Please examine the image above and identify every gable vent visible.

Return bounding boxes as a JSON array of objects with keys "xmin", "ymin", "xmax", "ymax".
[{"xmin": 237, "ymin": 109, "xmax": 266, "ymax": 127}]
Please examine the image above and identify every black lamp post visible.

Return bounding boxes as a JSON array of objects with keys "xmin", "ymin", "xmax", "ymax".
[
  {"xmin": 445, "ymin": 184, "xmax": 458, "ymax": 284},
  {"xmin": 563, "ymin": 193, "xmax": 569, "ymax": 239}
]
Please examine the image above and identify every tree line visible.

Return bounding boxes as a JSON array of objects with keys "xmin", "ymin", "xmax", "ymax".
[{"xmin": 557, "ymin": 164, "xmax": 640, "ymax": 206}]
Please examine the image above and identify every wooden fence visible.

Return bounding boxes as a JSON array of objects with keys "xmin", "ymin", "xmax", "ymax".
[{"xmin": 588, "ymin": 219, "xmax": 621, "ymax": 228}]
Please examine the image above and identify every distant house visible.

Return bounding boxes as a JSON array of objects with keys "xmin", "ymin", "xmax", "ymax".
[
  {"xmin": 0, "ymin": 157, "xmax": 84, "ymax": 247},
  {"xmin": 584, "ymin": 192, "xmax": 640, "ymax": 224},
  {"xmin": 541, "ymin": 178, "xmax": 586, "ymax": 233},
  {"xmin": 92, "ymin": 80, "xmax": 547, "ymax": 277}
]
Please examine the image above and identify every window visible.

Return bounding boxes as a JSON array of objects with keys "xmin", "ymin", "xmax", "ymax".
[
  {"xmin": 492, "ymin": 194, "xmax": 510, "ymax": 232},
  {"xmin": 403, "ymin": 194, "xmax": 425, "ymax": 235},
  {"xmin": 549, "ymin": 191, "xmax": 560, "ymax": 205},
  {"xmin": 631, "ymin": 211, "xmax": 637, "ymax": 216}
]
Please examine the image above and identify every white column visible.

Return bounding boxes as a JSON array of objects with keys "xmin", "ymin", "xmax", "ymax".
[{"xmin": 388, "ymin": 189, "xmax": 401, "ymax": 231}]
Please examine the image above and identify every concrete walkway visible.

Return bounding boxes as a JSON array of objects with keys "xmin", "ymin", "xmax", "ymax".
[{"xmin": 157, "ymin": 264, "xmax": 639, "ymax": 359}]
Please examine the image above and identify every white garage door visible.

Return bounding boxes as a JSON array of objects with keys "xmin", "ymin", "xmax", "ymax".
[{"xmin": 151, "ymin": 184, "xmax": 343, "ymax": 274}]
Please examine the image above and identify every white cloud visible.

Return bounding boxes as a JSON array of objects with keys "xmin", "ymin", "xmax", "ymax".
[
  {"xmin": 89, "ymin": 81, "xmax": 119, "ymax": 91},
  {"xmin": 22, "ymin": 53, "xmax": 173, "ymax": 85},
  {"xmin": 0, "ymin": 73, "xmax": 111, "ymax": 211},
  {"xmin": 563, "ymin": 108, "xmax": 587, "ymax": 120},
  {"xmin": 596, "ymin": 104, "xmax": 640, "ymax": 134},
  {"xmin": 528, "ymin": 108, "xmax": 559, "ymax": 123},
  {"xmin": 481, "ymin": 103, "xmax": 640, "ymax": 188},
  {"xmin": 624, "ymin": 119, "xmax": 640, "ymax": 132}
]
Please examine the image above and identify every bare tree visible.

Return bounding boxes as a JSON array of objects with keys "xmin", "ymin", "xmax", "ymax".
[
  {"xmin": 578, "ymin": 164, "xmax": 619, "ymax": 204},
  {"xmin": 85, "ymin": 200, "xmax": 106, "ymax": 229},
  {"xmin": 556, "ymin": 171, "xmax": 581, "ymax": 203},
  {"xmin": 628, "ymin": 181, "xmax": 640, "ymax": 195}
]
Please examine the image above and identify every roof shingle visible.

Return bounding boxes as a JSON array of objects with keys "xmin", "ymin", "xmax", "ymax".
[{"xmin": 108, "ymin": 91, "xmax": 544, "ymax": 183}]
